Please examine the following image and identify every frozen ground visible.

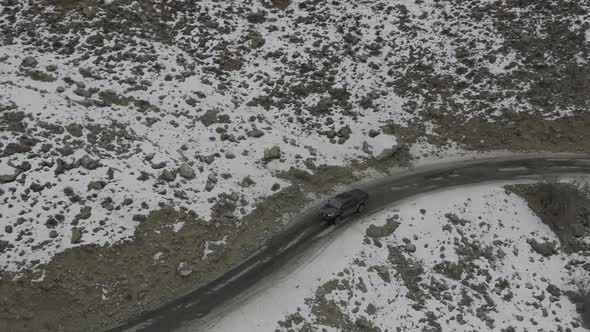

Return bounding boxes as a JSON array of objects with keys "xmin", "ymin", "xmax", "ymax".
[
  {"xmin": 1, "ymin": 0, "xmax": 589, "ymax": 274},
  {"xmin": 202, "ymin": 180, "xmax": 590, "ymax": 332}
]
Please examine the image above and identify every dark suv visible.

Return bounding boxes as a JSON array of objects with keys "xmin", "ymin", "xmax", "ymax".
[{"xmin": 320, "ymin": 189, "xmax": 369, "ymax": 223}]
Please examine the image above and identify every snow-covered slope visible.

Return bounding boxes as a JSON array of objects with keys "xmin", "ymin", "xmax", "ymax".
[
  {"xmin": 1, "ymin": 0, "xmax": 589, "ymax": 274},
  {"xmin": 203, "ymin": 180, "xmax": 590, "ymax": 332}
]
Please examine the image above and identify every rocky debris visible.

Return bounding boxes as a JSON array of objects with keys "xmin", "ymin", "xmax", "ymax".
[
  {"xmin": 433, "ymin": 261, "xmax": 463, "ymax": 280},
  {"xmin": 362, "ymin": 141, "xmax": 372, "ymax": 155},
  {"xmin": 445, "ymin": 213, "xmax": 470, "ymax": 226},
  {"xmin": 176, "ymin": 262, "xmax": 193, "ymax": 277},
  {"xmin": 178, "ymin": 163, "xmax": 195, "ymax": 179},
  {"xmin": 49, "ymin": 230, "xmax": 58, "ymax": 239},
  {"xmin": 71, "ymin": 227, "xmax": 82, "ymax": 244},
  {"xmin": 263, "ymin": 145, "xmax": 281, "ymax": 161},
  {"xmin": 529, "ymin": 239, "xmax": 557, "ymax": 256},
  {"xmin": 246, "ymin": 10, "xmax": 266, "ymax": 24},
  {"xmin": 369, "ymin": 265, "xmax": 391, "ymax": 283},
  {"xmin": 310, "ymin": 97, "xmax": 333, "ymax": 114},
  {"xmin": 365, "ymin": 217, "xmax": 400, "ymax": 239},
  {"xmin": 271, "ymin": 183, "xmax": 281, "ymax": 191}
]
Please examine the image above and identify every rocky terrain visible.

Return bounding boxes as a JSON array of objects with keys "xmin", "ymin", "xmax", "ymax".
[
  {"xmin": 0, "ymin": 0, "xmax": 589, "ymax": 331},
  {"xmin": 269, "ymin": 180, "xmax": 590, "ymax": 332}
]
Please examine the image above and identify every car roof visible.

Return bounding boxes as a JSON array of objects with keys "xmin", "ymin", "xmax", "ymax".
[{"xmin": 334, "ymin": 189, "xmax": 366, "ymax": 201}]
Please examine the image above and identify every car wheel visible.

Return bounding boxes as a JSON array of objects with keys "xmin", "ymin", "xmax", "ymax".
[{"xmin": 357, "ymin": 203, "xmax": 365, "ymax": 213}]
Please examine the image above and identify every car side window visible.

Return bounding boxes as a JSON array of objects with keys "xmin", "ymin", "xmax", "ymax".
[{"xmin": 343, "ymin": 199, "xmax": 354, "ymax": 209}]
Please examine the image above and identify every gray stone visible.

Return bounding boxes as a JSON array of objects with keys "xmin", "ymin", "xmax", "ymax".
[
  {"xmin": 79, "ymin": 206, "xmax": 92, "ymax": 220},
  {"xmin": 87, "ymin": 180, "xmax": 106, "ymax": 190},
  {"xmin": 368, "ymin": 129, "xmax": 381, "ymax": 137},
  {"xmin": 205, "ymin": 181, "xmax": 216, "ymax": 192},
  {"xmin": 71, "ymin": 227, "xmax": 82, "ymax": 244},
  {"xmin": 0, "ymin": 169, "xmax": 19, "ymax": 183},
  {"xmin": 178, "ymin": 163, "xmax": 195, "ymax": 179},
  {"xmin": 375, "ymin": 144, "xmax": 404, "ymax": 161},
  {"xmin": 263, "ymin": 145, "xmax": 281, "ymax": 161},
  {"xmin": 247, "ymin": 129, "xmax": 265, "ymax": 138},
  {"xmin": 546, "ymin": 284, "xmax": 561, "ymax": 297},
  {"xmin": 404, "ymin": 243, "xmax": 417, "ymax": 253},
  {"xmin": 177, "ymin": 262, "xmax": 193, "ymax": 277},
  {"xmin": 80, "ymin": 155, "xmax": 99, "ymax": 170},
  {"xmin": 362, "ymin": 141, "xmax": 372, "ymax": 154},
  {"xmin": 21, "ymin": 56, "xmax": 38, "ymax": 68},
  {"xmin": 49, "ymin": 230, "xmax": 58, "ymax": 238},
  {"xmin": 529, "ymin": 239, "xmax": 556, "ymax": 256},
  {"xmin": 161, "ymin": 169, "xmax": 176, "ymax": 182}
]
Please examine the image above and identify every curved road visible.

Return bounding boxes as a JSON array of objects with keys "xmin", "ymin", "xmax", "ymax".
[{"xmin": 109, "ymin": 153, "xmax": 590, "ymax": 332}]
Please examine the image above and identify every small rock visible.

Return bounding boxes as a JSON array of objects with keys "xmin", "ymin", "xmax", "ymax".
[
  {"xmin": 368, "ymin": 129, "xmax": 381, "ymax": 137},
  {"xmin": 21, "ymin": 56, "xmax": 38, "ymax": 68},
  {"xmin": 160, "ymin": 169, "xmax": 176, "ymax": 182},
  {"xmin": 79, "ymin": 206, "xmax": 92, "ymax": 220},
  {"xmin": 355, "ymin": 316, "xmax": 371, "ymax": 328},
  {"xmin": 205, "ymin": 181, "xmax": 216, "ymax": 192},
  {"xmin": 271, "ymin": 183, "xmax": 281, "ymax": 191},
  {"xmin": 177, "ymin": 262, "xmax": 193, "ymax": 277},
  {"xmin": 71, "ymin": 227, "xmax": 82, "ymax": 244},
  {"xmin": 225, "ymin": 152, "xmax": 235, "ymax": 159},
  {"xmin": 0, "ymin": 169, "xmax": 19, "ymax": 183},
  {"xmin": 546, "ymin": 284, "xmax": 561, "ymax": 297},
  {"xmin": 133, "ymin": 214, "xmax": 147, "ymax": 222},
  {"xmin": 529, "ymin": 239, "xmax": 556, "ymax": 256},
  {"xmin": 87, "ymin": 180, "xmax": 106, "ymax": 190},
  {"xmin": 404, "ymin": 243, "xmax": 417, "ymax": 253},
  {"xmin": 263, "ymin": 145, "xmax": 281, "ymax": 161},
  {"xmin": 362, "ymin": 141, "xmax": 372, "ymax": 154},
  {"xmin": 247, "ymin": 129, "xmax": 265, "ymax": 138},
  {"xmin": 80, "ymin": 155, "xmax": 99, "ymax": 170},
  {"xmin": 240, "ymin": 176, "xmax": 256, "ymax": 188},
  {"xmin": 49, "ymin": 230, "xmax": 58, "ymax": 238},
  {"xmin": 5, "ymin": 225, "xmax": 13, "ymax": 234},
  {"xmin": 178, "ymin": 163, "xmax": 195, "ymax": 179}
]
